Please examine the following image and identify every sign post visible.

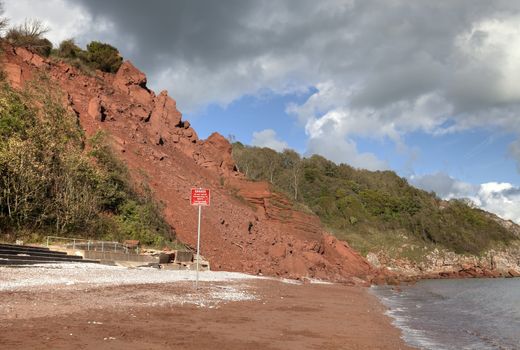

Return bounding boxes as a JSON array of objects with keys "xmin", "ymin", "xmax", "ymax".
[{"xmin": 190, "ymin": 188, "xmax": 210, "ymax": 289}]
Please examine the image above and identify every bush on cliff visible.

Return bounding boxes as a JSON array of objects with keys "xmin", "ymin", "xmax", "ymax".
[
  {"xmin": 84, "ymin": 41, "xmax": 122, "ymax": 73},
  {"xmin": 51, "ymin": 39, "xmax": 94, "ymax": 74},
  {"xmin": 88, "ymin": 131, "xmax": 173, "ymax": 245},
  {"xmin": 54, "ymin": 39, "xmax": 83, "ymax": 59},
  {"xmin": 0, "ymin": 74, "xmax": 173, "ymax": 246},
  {"xmin": 52, "ymin": 39, "xmax": 123, "ymax": 74}
]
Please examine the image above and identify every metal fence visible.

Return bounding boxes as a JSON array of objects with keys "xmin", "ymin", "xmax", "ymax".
[{"xmin": 45, "ymin": 236, "xmax": 138, "ymax": 254}]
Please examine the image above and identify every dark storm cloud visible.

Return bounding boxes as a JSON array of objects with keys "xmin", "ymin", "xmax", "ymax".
[
  {"xmin": 67, "ymin": 1, "xmax": 520, "ymax": 112},
  {"xmin": 69, "ymin": 1, "xmax": 363, "ymax": 78},
  {"xmin": 69, "ymin": 0, "xmax": 256, "ymax": 70}
]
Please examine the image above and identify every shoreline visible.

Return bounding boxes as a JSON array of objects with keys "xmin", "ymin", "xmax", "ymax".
[
  {"xmin": 0, "ymin": 266, "xmax": 414, "ymax": 349},
  {"xmin": 379, "ymin": 270, "xmax": 520, "ymax": 287}
]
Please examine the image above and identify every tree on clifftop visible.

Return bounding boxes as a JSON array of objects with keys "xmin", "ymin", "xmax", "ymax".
[{"xmin": 4, "ymin": 19, "xmax": 52, "ymax": 57}]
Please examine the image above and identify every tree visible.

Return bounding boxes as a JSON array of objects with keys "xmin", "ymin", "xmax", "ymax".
[
  {"xmin": 229, "ymin": 141, "xmax": 517, "ymax": 256},
  {"xmin": 0, "ymin": 78, "xmax": 174, "ymax": 245},
  {"xmin": 5, "ymin": 19, "xmax": 52, "ymax": 56},
  {"xmin": 280, "ymin": 149, "xmax": 302, "ymax": 200},
  {"xmin": 265, "ymin": 149, "xmax": 280, "ymax": 184}
]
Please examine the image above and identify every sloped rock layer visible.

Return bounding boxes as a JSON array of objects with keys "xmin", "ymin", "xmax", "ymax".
[{"xmin": 2, "ymin": 45, "xmax": 381, "ymax": 283}]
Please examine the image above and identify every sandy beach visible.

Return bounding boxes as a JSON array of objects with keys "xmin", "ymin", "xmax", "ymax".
[{"xmin": 0, "ymin": 265, "xmax": 413, "ymax": 350}]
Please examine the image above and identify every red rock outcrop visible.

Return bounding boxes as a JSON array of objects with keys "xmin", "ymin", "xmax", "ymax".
[
  {"xmin": 1, "ymin": 44, "xmax": 383, "ymax": 283},
  {"xmin": 113, "ymin": 61, "xmax": 153, "ymax": 105},
  {"xmin": 196, "ymin": 132, "xmax": 236, "ymax": 174},
  {"xmin": 148, "ymin": 91, "xmax": 184, "ymax": 145}
]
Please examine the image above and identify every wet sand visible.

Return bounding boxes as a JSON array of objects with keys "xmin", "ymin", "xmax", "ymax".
[{"xmin": 0, "ymin": 272, "xmax": 413, "ymax": 349}]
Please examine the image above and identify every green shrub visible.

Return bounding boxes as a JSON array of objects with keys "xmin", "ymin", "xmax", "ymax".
[
  {"xmin": 51, "ymin": 39, "xmax": 123, "ymax": 74},
  {"xmin": 53, "ymin": 39, "xmax": 83, "ymax": 59},
  {"xmin": 85, "ymin": 41, "xmax": 122, "ymax": 73},
  {"xmin": 49, "ymin": 39, "xmax": 92, "ymax": 74},
  {"xmin": 88, "ymin": 131, "xmax": 173, "ymax": 245}
]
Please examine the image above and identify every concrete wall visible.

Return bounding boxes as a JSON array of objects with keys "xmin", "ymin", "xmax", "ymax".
[{"xmin": 83, "ymin": 251, "xmax": 158, "ymax": 263}]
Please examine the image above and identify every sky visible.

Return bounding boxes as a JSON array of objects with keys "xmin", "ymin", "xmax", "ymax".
[{"xmin": 3, "ymin": 0, "xmax": 520, "ymax": 223}]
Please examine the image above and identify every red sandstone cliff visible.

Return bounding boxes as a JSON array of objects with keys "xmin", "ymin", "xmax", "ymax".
[{"xmin": 1, "ymin": 45, "xmax": 382, "ymax": 284}]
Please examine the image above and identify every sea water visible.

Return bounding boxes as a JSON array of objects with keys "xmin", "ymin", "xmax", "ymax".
[{"xmin": 371, "ymin": 278, "xmax": 520, "ymax": 350}]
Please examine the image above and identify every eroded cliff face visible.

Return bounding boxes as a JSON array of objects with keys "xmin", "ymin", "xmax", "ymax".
[{"xmin": 2, "ymin": 45, "xmax": 381, "ymax": 284}]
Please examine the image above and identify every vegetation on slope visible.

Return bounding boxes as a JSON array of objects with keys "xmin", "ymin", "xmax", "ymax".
[
  {"xmin": 0, "ymin": 11, "xmax": 170, "ymax": 246},
  {"xmin": 232, "ymin": 143, "xmax": 517, "ymax": 257},
  {"xmin": 0, "ymin": 74, "xmax": 173, "ymax": 246},
  {"xmin": 51, "ymin": 39, "xmax": 123, "ymax": 74},
  {"xmin": 2, "ymin": 16, "xmax": 122, "ymax": 73}
]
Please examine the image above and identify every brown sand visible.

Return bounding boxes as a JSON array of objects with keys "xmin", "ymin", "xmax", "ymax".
[{"xmin": 0, "ymin": 279, "xmax": 413, "ymax": 350}]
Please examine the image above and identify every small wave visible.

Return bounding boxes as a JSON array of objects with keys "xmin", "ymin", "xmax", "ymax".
[
  {"xmin": 393, "ymin": 318, "xmax": 450, "ymax": 350},
  {"xmin": 371, "ymin": 280, "xmax": 520, "ymax": 350},
  {"xmin": 463, "ymin": 328, "xmax": 515, "ymax": 350}
]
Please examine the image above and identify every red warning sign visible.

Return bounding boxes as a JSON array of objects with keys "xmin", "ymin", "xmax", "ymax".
[{"xmin": 190, "ymin": 188, "xmax": 210, "ymax": 206}]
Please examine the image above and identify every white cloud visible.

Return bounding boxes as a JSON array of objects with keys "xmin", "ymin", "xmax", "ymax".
[
  {"xmin": 287, "ymin": 83, "xmax": 449, "ymax": 170},
  {"xmin": 251, "ymin": 129, "xmax": 289, "ymax": 152},
  {"xmin": 451, "ymin": 15, "xmax": 520, "ymax": 110},
  {"xmin": 3, "ymin": 0, "xmax": 93, "ymax": 45},
  {"xmin": 285, "ymin": 10, "xmax": 520, "ymax": 171},
  {"xmin": 474, "ymin": 182, "xmax": 520, "ymax": 224},
  {"xmin": 411, "ymin": 173, "xmax": 520, "ymax": 224},
  {"xmin": 306, "ymin": 134, "xmax": 387, "ymax": 171}
]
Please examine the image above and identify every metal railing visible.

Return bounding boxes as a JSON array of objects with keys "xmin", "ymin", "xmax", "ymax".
[{"xmin": 45, "ymin": 236, "xmax": 139, "ymax": 254}]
